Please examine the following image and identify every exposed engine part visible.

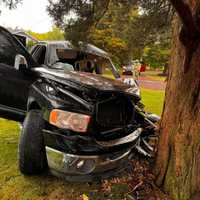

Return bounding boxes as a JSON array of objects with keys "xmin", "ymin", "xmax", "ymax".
[
  {"xmin": 141, "ymin": 138, "xmax": 154, "ymax": 152},
  {"xmin": 135, "ymin": 137, "xmax": 155, "ymax": 158}
]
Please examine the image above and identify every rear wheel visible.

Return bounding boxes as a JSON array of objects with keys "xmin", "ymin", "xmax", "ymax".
[{"xmin": 19, "ymin": 110, "xmax": 48, "ymax": 175}]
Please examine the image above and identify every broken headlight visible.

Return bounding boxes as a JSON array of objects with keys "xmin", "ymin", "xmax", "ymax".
[{"xmin": 49, "ymin": 109, "xmax": 91, "ymax": 133}]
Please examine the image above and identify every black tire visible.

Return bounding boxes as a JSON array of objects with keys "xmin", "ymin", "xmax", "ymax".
[{"xmin": 19, "ymin": 109, "xmax": 48, "ymax": 175}]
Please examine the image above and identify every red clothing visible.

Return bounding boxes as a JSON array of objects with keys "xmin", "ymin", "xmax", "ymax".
[{"xmin": 140, "ymin": 64, "xmax": 146, "ymax": 72}]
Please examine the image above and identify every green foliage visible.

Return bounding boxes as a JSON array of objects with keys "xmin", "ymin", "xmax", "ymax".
[
  {"xmin": 27, "ymin": 27, "xmax": 64, "ymax": 41},
  {"xmin": 88, "ymin": 2, "xmax": 136, "ymax": 66},
  {"xmin": 89, "ymin": 2, "xmax": 171, "ymax": 67},
  {"xmin": 26, "ymin": 27, "xmax": 64, "ymax": 49},
  {"xmin": 143, "ymin": 45, "xmax": 170, "ymax": 68},
  {"xmin": 142, "ymin": 32, "xmax": 171, "ymax": 68},
  {"xmin": 47, "ymin": 0, "xmax": 111, "ymax": 45}
]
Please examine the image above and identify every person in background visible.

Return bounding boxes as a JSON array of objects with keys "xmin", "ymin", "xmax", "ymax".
[{"xmin": 139, "ymin": 61, "xmax": 146, "ymax": 75}]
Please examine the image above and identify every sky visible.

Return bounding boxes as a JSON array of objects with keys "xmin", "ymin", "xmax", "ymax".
[{"xmin": 0, "ymin": 0, "xmax": 53, "ymax": 33}]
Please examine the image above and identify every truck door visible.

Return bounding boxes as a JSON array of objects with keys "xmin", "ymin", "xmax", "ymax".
[{"xmin": 0, "ymin": 27, "xmax": 37, "ymax": 121}]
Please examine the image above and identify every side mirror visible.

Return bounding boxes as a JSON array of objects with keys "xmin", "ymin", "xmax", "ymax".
[{"xmin": 14, "ymin": 54, "xmax": 28, "ymax": 71}]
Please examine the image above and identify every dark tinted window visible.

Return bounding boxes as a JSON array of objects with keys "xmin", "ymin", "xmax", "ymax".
[
  {"xmin": 34, "ymin": 46, "xmax": 46, "ymax": 65},
  {"xmin": 30, "ymin": 45, "xmax": 40, "ymax": 56},
  {"xmin": 0, "ymin": 34, "xmax": 17, "ymax": 66}
]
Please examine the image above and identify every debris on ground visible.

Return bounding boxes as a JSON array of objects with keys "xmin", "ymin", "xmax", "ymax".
[{"xmin": 99, "ymin": 153, "xmax": 170, "ymax": 200}]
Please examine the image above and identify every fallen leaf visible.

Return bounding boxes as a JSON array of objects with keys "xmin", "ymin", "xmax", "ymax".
[{"xmin": 82, "ymin": 194, "xmax": 89, "ymax": 200}]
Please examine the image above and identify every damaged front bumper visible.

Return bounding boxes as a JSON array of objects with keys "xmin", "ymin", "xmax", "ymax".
[
  {"xmin": 46, "ymin": 147, "xmax": 131, "ymax": 177},
  {"xmin": 45, "ymin": 128, "xmax": 143, "ymax": 180}
]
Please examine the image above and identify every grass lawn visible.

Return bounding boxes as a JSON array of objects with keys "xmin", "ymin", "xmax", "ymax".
[
  {"xmin": 0, "ymin": 89, "xmax": 165, "ymax": 200},
  {"xmin": 141, "ymin": 88, "xmax": 165, "ymax": 116}
]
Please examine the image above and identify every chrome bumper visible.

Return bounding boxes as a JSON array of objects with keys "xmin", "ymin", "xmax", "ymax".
[{"xmin": 46, "ymin": 147, "xmax": 132, "ymax": 176}]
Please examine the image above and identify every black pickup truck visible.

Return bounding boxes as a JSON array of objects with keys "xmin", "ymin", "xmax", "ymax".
[{"xmin": 0, "ymin": 26, "xmax": 159, "ymax": 181}]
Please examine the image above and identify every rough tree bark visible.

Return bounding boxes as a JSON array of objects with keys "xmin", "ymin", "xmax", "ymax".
[{"xmin": 155, "ymin": 1, "xmax": 200, "ymax": 200}]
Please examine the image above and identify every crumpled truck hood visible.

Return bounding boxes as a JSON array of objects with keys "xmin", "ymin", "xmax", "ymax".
[{"xmin": 33, "ymin": 67, "xmax": 132, "ymax": 93}]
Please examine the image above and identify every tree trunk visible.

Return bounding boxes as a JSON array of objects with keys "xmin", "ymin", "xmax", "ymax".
[{"xmin": 155, "ymin": 1, "xmax": 200, "ymax": 200}]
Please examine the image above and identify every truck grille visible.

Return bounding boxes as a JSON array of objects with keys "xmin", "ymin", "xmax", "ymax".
[{"xmin": 95, "ymin": 95, "xmax": 133, "ymax": 128}]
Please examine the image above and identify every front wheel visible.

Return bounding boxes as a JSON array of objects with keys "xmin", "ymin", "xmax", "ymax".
[{"xmin": 19, "ymin": 110, "xmax": 48, "ymax": 175}]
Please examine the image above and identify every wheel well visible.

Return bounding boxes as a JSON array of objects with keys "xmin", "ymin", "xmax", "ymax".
[{"xmin": 28, "ymin": 101, "xmax": 41, "ymax": 111}]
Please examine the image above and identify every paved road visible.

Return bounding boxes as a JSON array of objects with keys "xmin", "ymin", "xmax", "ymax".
[{"xmin": 138, "ymin": 76, "xmax": 166, "ymax": 90}]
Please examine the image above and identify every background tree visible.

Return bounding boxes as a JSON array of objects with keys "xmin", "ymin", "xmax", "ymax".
[
  {"xmin": 47, "ymin": 0, "xmax": 110, "ymax": 45},
  {"xmin": 142, "ymin": 33, "xmax": 171, "ymax": 69},
  {"xmin": 126, "ymin": 0, "xmax": 172, "ymax": 62},
  {"xmin": 0, "ymin": 0, "xmax": 21, "ymax": 13},
  {"xmin": 47, "ymin": 0, "xmax": 172, "ymax": 67},
  {"xmin": 89, "ymin": 2, "xmax": 138, "ymax": 65}
]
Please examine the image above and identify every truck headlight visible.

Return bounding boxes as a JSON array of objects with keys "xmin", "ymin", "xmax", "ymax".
[{"xmin": 49, "ymin": 109, "xmax": 91, "ymax": 133}]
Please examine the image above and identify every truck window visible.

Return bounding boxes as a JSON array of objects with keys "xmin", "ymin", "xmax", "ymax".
[
  {"xmin": 32, "ymin": 45, "xmax": 46, "ymax": 65},
  {"xmin": 0, "ymin": 34, "xmax": 17, "ymax": 66}
]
